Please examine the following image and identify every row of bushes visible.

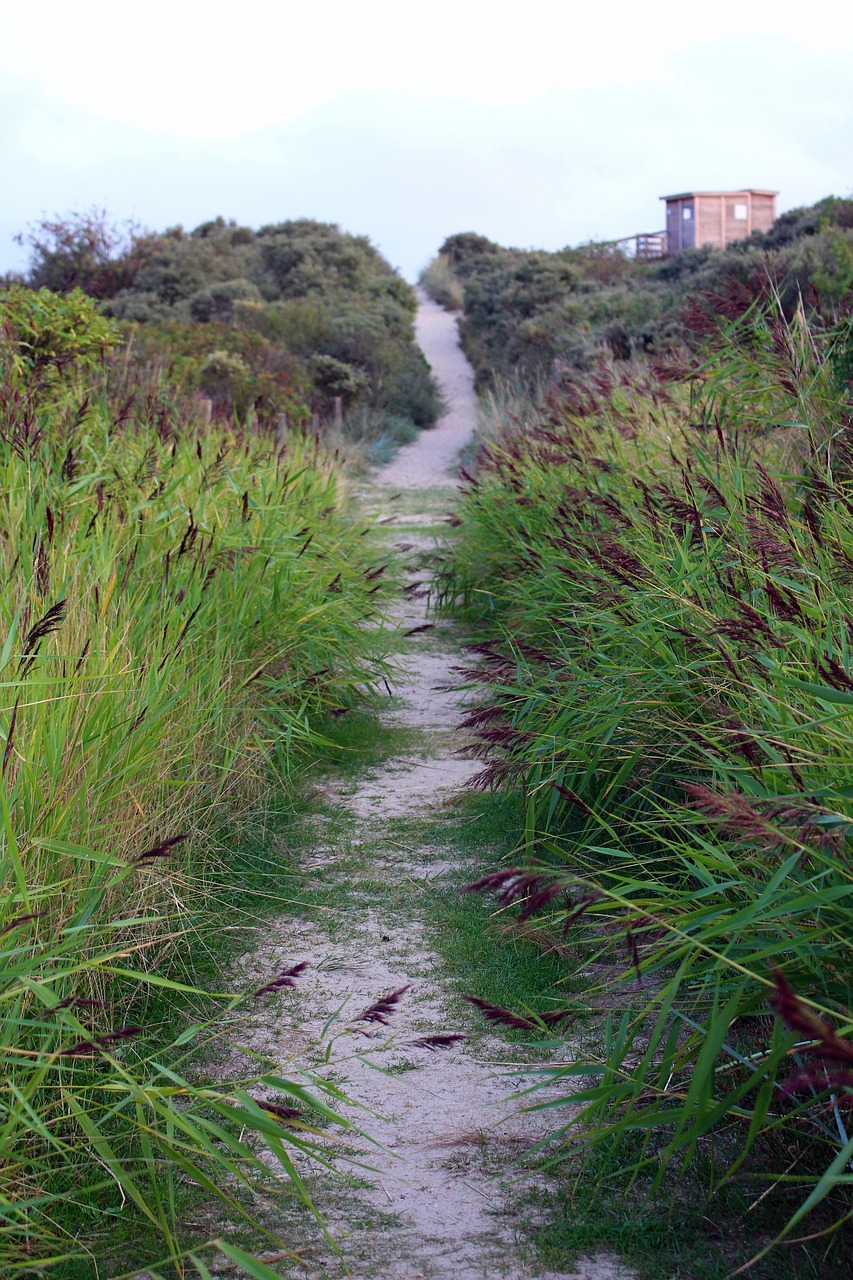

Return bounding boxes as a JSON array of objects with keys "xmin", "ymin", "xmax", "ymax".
[
  {"xmin": 437, "ymin": 304, "xmax": 853, "ymax": 1260},
  {"xmin": 421, "ymin": 196, "xmax": 853, "ymax": 386},
  {"xmin": 0, "ymin": 288, "xmax": 392, "ymax": 1274},
  {"xmin": 10, "ymin": 212, "xmax": 442, "ymax": 442}
]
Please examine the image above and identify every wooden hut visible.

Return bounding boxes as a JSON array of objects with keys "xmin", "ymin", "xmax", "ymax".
[{"xmin": 662, "ymin": 189, "xmax": 777, "ymax": 254}]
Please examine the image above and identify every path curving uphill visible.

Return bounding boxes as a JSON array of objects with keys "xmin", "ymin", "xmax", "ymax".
[{"xmin": 377, "ymin": 289, "xmax": 478, "ymax": 489}]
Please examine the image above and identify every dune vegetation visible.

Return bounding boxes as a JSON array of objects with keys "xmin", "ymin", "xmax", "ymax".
[
  {"xmin": 4, "ymin": 186, "xmax": 852, "ymax": 1277},
  {"xmin": 0, "ymin": 276, "xmax": 397, "ymax": 1274},
  {"xmin": 10, "ymin": 211, "xmax": 442, "ymax": 463},
  {"xmin": 421, "ymin": 196, "xmax": 853, "ymax": 388},
  {"xmin": 436, "ymin": 246, "xmax": 853, "ymax": 1266}
]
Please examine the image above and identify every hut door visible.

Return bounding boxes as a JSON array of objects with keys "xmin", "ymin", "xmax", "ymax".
[{"xmin": 680, "ymin": 200, "xmax": 695, "ymax": 249}]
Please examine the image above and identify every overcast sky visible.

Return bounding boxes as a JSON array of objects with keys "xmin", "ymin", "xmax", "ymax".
[{"xmin": 2, "ymin": 0, "xmax": 851, "ymax": 281}]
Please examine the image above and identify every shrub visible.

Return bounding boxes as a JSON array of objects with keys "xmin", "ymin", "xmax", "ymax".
[
  {"xmin": 260, "ymin": 296, "xmax": 334, "ymax": 354},
  {"xmin": 108, "ymin": 316, "xmax": 311, "ymax": 427},
  {"xmin": 104, "ymin": 287, "xmax": 175, "ymax": 323},
  {"xmin": 197, "ymin": 347, "xmax": 253, "ymax": 404},
  {"xmin": 1, "ymin": 285, "xmax": 121, "ymax": 381},
  {"xmin": 14, "ymin": 212, "xmax": 442, "ymax": 447},
  {"xmin": 14, "ymin": 208, "xmax": 155, "ymax": 298},
  {"xmin": 377, "ymin": 341, "xmax": 444, "ymax": 427},
  {"xmin": 309, "ymin": 352, "xmax": 370, "ymax": 407},
  {"xmin": 188, "ymin": 276, "xmax": 263, "ymax": 322}
]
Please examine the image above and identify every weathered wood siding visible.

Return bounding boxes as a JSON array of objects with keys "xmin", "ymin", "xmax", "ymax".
[
  {"xmin": 751, "ymin": 194, "xmax": 776, "ymax": 234},
  {"xmin": 725, "ymin": 197, "xmax": 749, "ymax": 243},
  {"xmin": 661, "ymin": 190, "xmax": 778, "ymax": 254},
  {"xmin": 697, "ymin": 194, "xmax": 725, "ymax": 249},
  {"xmin": 666, "ymin": 197, "xmax": 696, "ymax": 253}
]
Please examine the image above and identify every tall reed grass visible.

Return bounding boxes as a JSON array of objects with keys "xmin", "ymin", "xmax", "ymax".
[
  {"xmin": 0, "ymin": 287, "xmax": 391, "ymax": 1274},
  {"xmin": 438, "ymin": 305, "xmax": 853, "ymax": 1261}
]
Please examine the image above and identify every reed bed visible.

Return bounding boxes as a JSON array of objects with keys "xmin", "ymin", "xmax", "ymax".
[
  {"xmin": 438, "ymin": 305, "xmax": 853, "ymax": 1259},
  {"xmin": 0, "ymin": 288, "xmax": 392, "ymax": 1274}
]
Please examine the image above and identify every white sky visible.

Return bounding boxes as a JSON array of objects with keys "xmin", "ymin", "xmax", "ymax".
[{"xmin": 2, "ymin": 0, "xmax": 852, "ymax": 279}]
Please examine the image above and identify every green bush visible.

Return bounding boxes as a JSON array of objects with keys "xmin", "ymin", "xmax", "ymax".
[
  {"xmin": 108, "ymin": 315, "xmax": 310, "ymax": 426},
  {"xmin": 104, "ymin": 286, "xmax": 174, "ymax": 323},
  {"xmin": 197, "ymin": 346, "xmax": 254, "ymax": 406},
  {"xmin": 260, "ymin": 296, "xmax": 334, "ymax": 354},
  {"xmin": 16, "ymin": 212, "xmax": 442, "ymax": 447},
  {"xmin": 377, "ymin": 340, "xmax": 443, "ymax": 427},
  {"xmin": 309, "ymin": 351, "xmax": 370, "ymax": 407},
  {"xmin": 1, "ymin": 284, "xmax": 120, "ymax": 380},
  {"xmin": 188, "ymin": 276, "xmax": 263, "ymax": 322}
]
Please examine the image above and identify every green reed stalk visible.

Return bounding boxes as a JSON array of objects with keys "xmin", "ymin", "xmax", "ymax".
[
  {"xmin": 439, "ymin": 305, "xmax": 853, "ymax": 1257},
  {"xmin": 0, "ymin": 288, "xmax": 392, "ymax": 1274}
]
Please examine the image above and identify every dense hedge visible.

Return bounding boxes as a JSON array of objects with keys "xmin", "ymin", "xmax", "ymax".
[{"xmin": 10, "ymin": 212, "xmax": 442, "ymax": 440}]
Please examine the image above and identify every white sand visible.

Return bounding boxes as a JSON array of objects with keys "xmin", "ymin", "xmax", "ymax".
[{"xmin": 377, "ymin": 289, "xmax": 478, "ymax": 489}]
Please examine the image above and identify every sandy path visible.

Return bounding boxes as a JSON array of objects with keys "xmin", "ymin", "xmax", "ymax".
[
  {"xmin": 234, "ymin": 299, "xmax": 629, "ymax": 1280},
  {"xmin": 377, "ymin": 289, "xmax": 477, "ymax": 489}
]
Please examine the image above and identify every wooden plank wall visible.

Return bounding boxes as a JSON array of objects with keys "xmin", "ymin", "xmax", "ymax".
[
  {"xmin": 665, "ymin": 192, "xmax": 776, "ymax": 253},
  {"xmin": 751, "ymin": 195, "xmax": 776, "ymax": 234},
  {"xmin": 697, "ymin": 195, "xmax": 725, "ymax": 249}
]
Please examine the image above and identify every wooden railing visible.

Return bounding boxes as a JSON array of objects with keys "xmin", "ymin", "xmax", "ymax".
[
  {"xmin": 615, "ymin": 231, "xmax": 667, "ymax": 260},
  {"xmin": 635, "ymin": 232, "xmax": 666, "ymax": 260}
]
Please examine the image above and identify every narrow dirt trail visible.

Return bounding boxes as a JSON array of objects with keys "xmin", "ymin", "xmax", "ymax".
[{"xmin": 236, "ymin": 294, "xmax": 629, "ymax": 1280}]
